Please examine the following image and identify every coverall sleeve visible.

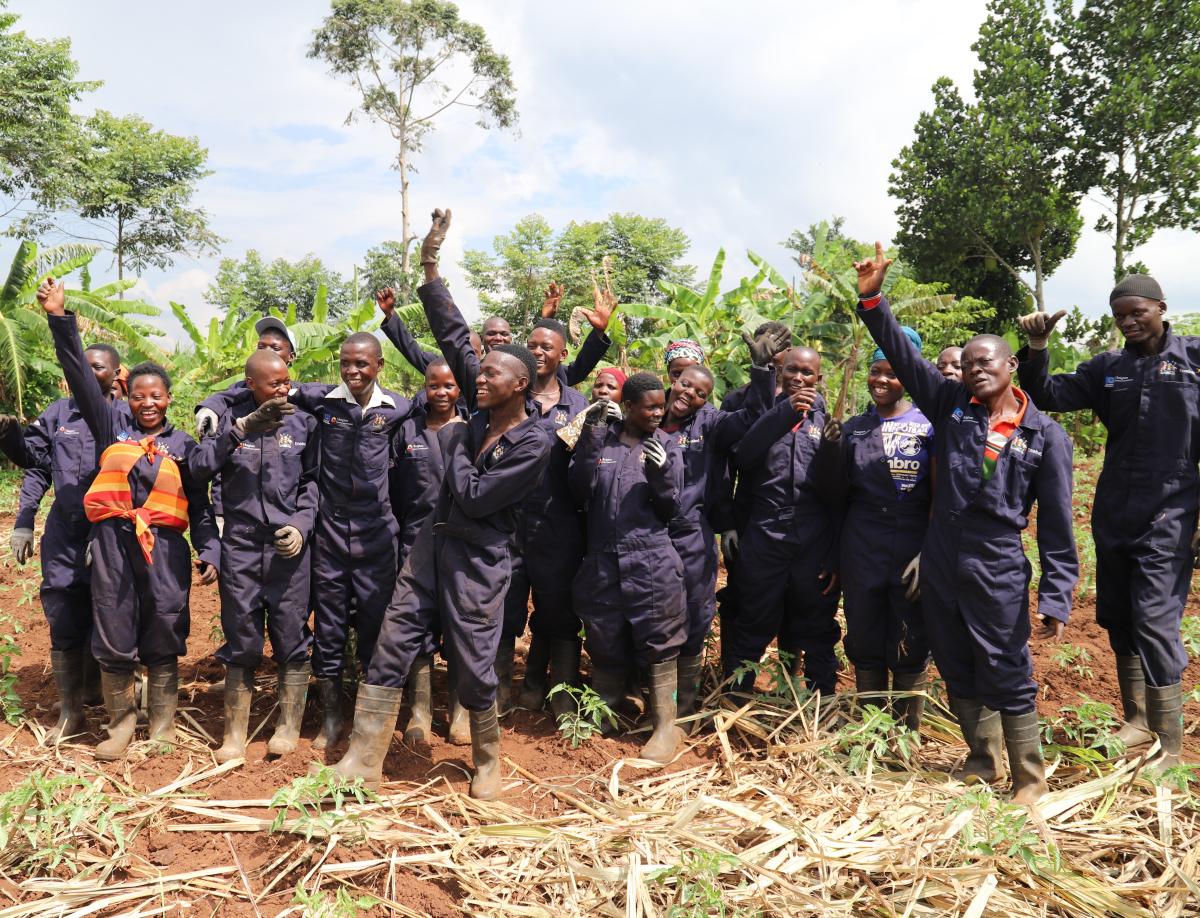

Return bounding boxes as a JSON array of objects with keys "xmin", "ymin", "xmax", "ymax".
[
  {"xmin": 48, "ymin": 313, "xmax": 115, "ymax": 450},
  {"xmin": 857, "ymin": 297, "xmax": 958, "ymax": 422},
  {"xmin": 706, "ymin": 366, "xmax": 775, "ymax": 453},
  {"xmin": 732, "ymin": 396, "xmax": 801, "ymax": 471},
  {"xmin": 16, "ymin": 467, "xmax": 52, "ymax": 530},
  {"xmin": 418, "ymin": 280, "xmax": 481, "ymax": 412},
  {"xmin": 287, "ymin": 382, "xmax": 335, "ymax": 413},
  {"xmin": 1016, "ymin": 345, "xmax": 1103, "ymax": 413},
  {"xmin": 187, "ymin": 413, "xmax": 240, "ymax": 484},
  {"xmin": 182, "ymin": 437, "xmax": 221, "ymax": 570},
  {"xmin": 441, "ymin": 425, "xmax": 551, "ymax": 519},
  {"xmin": 199, "ymin": 381, "xmax": 249, "ymax": 417},
  {"xmin": 380, "ymin": 313, "xmax": 438, "ymax": 375},
  {"xmin": 646, "ymin": 440, "xmax": 684, "ymax": 524},
  {"xmin": 288, "ymin": 416, "xmax": 321, "ymax": 540},
  {"xmin": 1031, "ymin": 425, "xmax": 1079, "ymax": 623},
  {"xmin": 563, "ymin": 328, "xmax": 611, "ymax": 387},
  {"xmin": 568, "ymin": 423, "xmax": 605, "ymax": 509}
]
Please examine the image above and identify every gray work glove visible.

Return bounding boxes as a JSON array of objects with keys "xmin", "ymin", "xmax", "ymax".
[
  {"xmin": 901, "ymin": 553, "xmax": 921, "ymax": 602},
  {"xmin": 236, "ymin": 397, "xmax": 294, "ymax": 436},
  {"xmin": 583, "ymin": 397, "xmax": 620, "ymax": 426},
  {"xmin": 195, "ymin": 407, "xmax": 219, "ymax": 438},
  {"xmin": 11, "ymin": 528, "xmax": 33, "ymax": 565},
  {"xmin": 274, "ymin": 526, "xmax": 303, "ymax": 559}
]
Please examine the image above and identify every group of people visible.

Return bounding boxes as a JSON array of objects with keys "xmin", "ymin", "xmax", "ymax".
[{"xmin": 0, "ymin": 210, "xmax": 1192, "ymax": 805}]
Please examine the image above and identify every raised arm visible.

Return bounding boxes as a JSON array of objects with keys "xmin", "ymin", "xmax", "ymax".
[
  {"xmin": 439, "ymin": 422, "xmax": 550, "ymax": 519},
  {"xmin": 1016, "ymin": 344, "xmax": 1104, "ymax": 414},
  {"xmin": 732, "ymin": 392, "xmax": 806, "ymax": 471},
  {"xmin": 1030, "ymin": 425, "xmax": 1079, "ymax": 625},
  {"xmin": 705, "ymin": 333, "xmax": 788, "ymax": 451},
  {"xmin": 188, "ymin": 413, "xmax": 240, "ymax": 484},
  {"xmin": 378, "ymin": 288, "xmax": 438, "ymax": 374},
  {"xmin": 39, "ymin": 280, "xmax": 116, "ymax": 449},
  {"xmin": 562, "ymin": 282, "xmax": 615, "ymax": 386},
  {"xmin": 418, "ymin": 279, "xmax": 481, "ymax": 411}
]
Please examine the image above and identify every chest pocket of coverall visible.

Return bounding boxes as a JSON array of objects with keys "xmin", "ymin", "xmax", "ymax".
[
  {"xmin": 985, "ymin": 440, "xmax": 1039, "ymax": 519},
  {"xmin": 360, "ymin": 416, "xmax": 392, "ymax": 472},
  {"xmin": 52, "ymin": 426, "xmax": 84, "ymax": 476},
  {"xmin": 1150, "ymin": 373, "xmax": 1199, "ymax": 473}
]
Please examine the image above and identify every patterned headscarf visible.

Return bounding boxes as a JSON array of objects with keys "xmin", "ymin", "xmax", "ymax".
[{"xmin": 664, "ymin": 339, "xmax": 706, "ymax": 366}]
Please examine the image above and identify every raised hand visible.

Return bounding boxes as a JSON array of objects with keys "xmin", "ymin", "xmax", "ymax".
[
  {"xmin": 852, "ymin": 241, "xmax": 893, "ymax": 298},
  {"xmin": 789, "ymin": 387, "xmax": 818, "ymax": 415},
  {"xmin": 1017, "ymin": 309, "xmax": 1068, "ymax": 350},
  {"xmin": 583, "ymin": 397, "xmax": 616, "ymax": 426},
  {"xmin": 420, "ymin": 208, "xmax": 452, "ymax": 266},
  {"xmin": 375, "ymin": 287, "xmax": 397, "ymax": 317},
  {"xmin": 36, "ymin": 276, "xmax": 66, "ymax": 316},
  {"xmin": 580, "ymin": 278, "xmax": 617, "ymax": 332},
  {"xmin": 742, "ymin": 327, "xmax": 790, "ymax": 367},
  {"xmin": 642, "ymin": 437, "xmax": 668, "ymax": 472},
  {"xmin": 237, "ymin": 396, "xmax": 295, "ymax": 435},
  {"xmin": 195, "ymin": 407, "xmax": 219, "ymax": 439},
  {"xmin": 541, "ymin": 282, "xmax": 565, "ymax": 318}
]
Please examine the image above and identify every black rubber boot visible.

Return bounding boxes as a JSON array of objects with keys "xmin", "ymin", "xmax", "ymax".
[
  {"xmin": 1114, "ymin": 656, "xmax": 1154, "ymax": 748},
  {"xmin": 547, "ymin": 639, "xmax": 582, "ymax": 719},
  {"xmin": 949, "ymin": 696, "xmax": 1004, "ymax": 784},
  {"xmin": 891, "ymin": 668, "xmax": 927, "ymax": 733},
  {"xmin": 494, "ymin": 635, "xmax": 515, "ymax": 714},
  {"xmin": 95, "ymin": 670, "xmax": 138, "ymax": 761},
  {"xmin": 331, "ymin": 684, "xmax": 402, "ymax": 788},
  {"xmin": 82, "ymin": 650, "xmax": 102, "ymax": 706},
  {"xmin": 312, "ymin": 676, "xmax": 344, "ymax": 751},
  {"xmin": 216, "ymin": 665, "xmax": 254, "ymax": 763},
  {"xmin": 1146, "ymin": 682, "xmax": 1183, "ymax": 769},
  {"xmin": 854, "ymin": 666, "xmax": 889, "ymax": 709},
  {"xmin": 268, "ymin": 660, "xmax": 310, "ymax": 756},
  {"xmin": 469, "ymin": 703, "xmax": 502, "ymax": 800},
  {"xmin": 445, "ymin": 654, "xmax": 471, "ymax": 745},
  {"xmin": 642, "ymin": 660, "xmax": 684, "ymax": 764},
  {"xmin": 146, "ymin": 661, "xmax": 178, "ymax": 743},
  {"xmin": 45, "ymin": 648, "xmax": 87, "ymax": 744},
  {"xmin": 515, "ymin": 634, "xmax": 551, "ymax": 711},
  {"xmin": 676, "ymin": 654, "xmax": 704, "ymax": 729},
  {"xmin": 1002, "ymin": 710, "xmax": 1048, "ymax": 805},
  {"xmin": 590, "ymin": 667, "xmax": 626, "ymax": 736},
  {"xmin": 402, "ymin": 656, "xmax": 433, "ymax": 751}
]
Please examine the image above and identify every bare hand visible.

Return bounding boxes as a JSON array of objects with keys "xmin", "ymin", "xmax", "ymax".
[
  {"xmin": 196, "ymin": 561, "xmax": 218, "ymax": 585},
  {"xmin": 788, "ymin": 387, "xmax": 818, "ymax": 415},
  {"xmin": 822, "ymin": 418, "xmax": 842, "ymax": 443},
  {"xmin": 852, "ymin": 241, "xmax": 893, "ymax": 298},
  {"xmin": 1017, "ymin": 309, "xmax": 1067, "ymax": 350},
  {"xmin": 375, "ymin": 287, "xmax": 396, "ymax": 316},
  {"xmin": 36, "ymin": 276, "xmax": 66, "ymax": 316},
  {"xmin": 580, "ymin": 278, "xmax": 616, "ymax": 332},
  {"xmin": 541, "ymin": 282, "xmax": 564, "ymax": 318},
  {"xmin": 421, "ymin": 208, "xmax": 452, "ymax": 266},
  {"xmin": 818, "ymin": 569, "xmax": 839, "ymax": 596},
  {"xmin": 1037, "ymin": 615, "xmax": 1065, "ymax": 641}
]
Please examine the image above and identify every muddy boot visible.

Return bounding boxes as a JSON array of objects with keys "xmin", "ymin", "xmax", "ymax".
[
  {"xmin": 95, "ymin": 670, "xmax": 138, "ymax": 761},
  {"xmin": 676, "ymin": 654, "xmax": 704, "ymax": 731},
  {"xmin": 216, "ymin": 665, "xmax": 254, "ymax": 763},
  {"xmin": 403, "ymin": 656, "xmax": 433, "ymax": 751},
  {"xmin": 854, "ymin": 666, "xmax": 889, "ymax": 710},
  {"xmin": 1003, "ymin": 711, "xmax": 1048, "ymax": 805},
  {"xmin": 1146, "ymin": 682, "xmax": 1183, "ymax": 769},
  {"xmin": 1114, "ymin": 656, "xmax": 1154, "ymax": 748},
  {"xmin": 312, "ymin": 676, "xmax": 343, "ymax": 751},
  {"xmin": 590, "ymin": 667, "xmax": 626, "ymax": 736},
  {"xmin": 469, "ymin": 703, "xmax": 502, "ymax": 800},
  {"xmin": 494, "ymin": 635, "xmax": 515, "ymax": 714},
  {"xmin": 45, "ymin": 649, "xmax": 87, "ymax": 745},
  {"xmin": 891, "ymin": 669, "xmax": 927, "ymax": 733},
  {"xmin": 331, "ymin": 684, "xmax": 402, "ymax": 788},
  {"xmin": 82, "ymin": 650, "xmax": 102, "ymax": 706},
  {"xmin": 268, "ymin": 660, "xmax": 310, "ymax": 756},
  {"xmin": 515, "ymin": 633, "xmax": 551, "ymax": 710},
  {"xmin": 641, "ymin": 660, "xmax": 684, "ymax": 764},
  {"xmin": 949, "ymin": 696, "xmax": 1004, "ymax": 784},
  {"xmin": 547, "ymin": 639, "xmax": 582, "ymax": 719},
  {"xmin": 146, "ymin": 661, "xmax": 178, "ymax": 743},
  {"xmin": 445, "ymin": 654, "xmax": 471, "ymax": 745}
]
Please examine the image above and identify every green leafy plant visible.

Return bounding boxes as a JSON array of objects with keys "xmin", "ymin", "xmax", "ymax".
[
  {"xmin": 649, "ymin": 848, "xmax": 757, "ymax": 918},
  {"xmin": 291, "ymin": 884, "xmax": 379, "ymax": 918},
  {"xmin": 547, "ymin": 683, "xmax": 617, "ymax": 748},
  {"xmin": 731, "ymin": 649, "xmax": 808, "ymax": 703},
  {"xmin": 269, "ymin": 767, "xmax": 377, "ymax": 843},
  {"xmin": 0, "ymin": 611, "xmax": 23, "ymax": 724},
  {"xmin": 0, "ymin": 773, "xmax": 130, "ymax": 875},
  {"xmin": 828, "ymin": 705, "xmax": 920, "ymax": 774},
  {"xmin": 947, "ymin": 785, "xmax": 1061, "ymax": 875},
  {"xmin": 1044, "ymin": 696, "xmax": 1124, "ymax": 761},
  {"xmin": 1050, "ymin": 643, "xmax": 1094, "ymax": 679},
  {"xmin": 1181, "ymin": 616, "xmax": 1200, "ymax": 659}
]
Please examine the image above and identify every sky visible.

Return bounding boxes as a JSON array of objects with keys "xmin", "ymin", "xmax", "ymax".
[{"xmin": 10, "ymin": 0, "xmax": 1200, "ymax": 344}]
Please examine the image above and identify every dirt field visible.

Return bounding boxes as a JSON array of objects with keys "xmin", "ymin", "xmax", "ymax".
[{"xmin": 0, "ymin": 502, "xmax": 1196, "ymax": 915}]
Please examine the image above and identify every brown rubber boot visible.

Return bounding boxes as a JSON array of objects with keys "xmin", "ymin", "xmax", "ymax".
[
  {"xmin": 676, "ymin": 653, "xmax": 704, "ymax": 730},
  {"xmin": 494, "ymin": 635, "xmax": 515, "ymax": 714},
  {"xmin": 854, "ymin": 666, "xmax": 889, "ymax": 710},
  {"xmin": 146, "ymin": 661, "xmax": 178, "ymax": 743},
  {"xmin": 267, "ymin": 660, "xmax": 310, "ymax": 756},
  {"xmin": 312, "ymin": 676, "xmax": 343, "ymax": 750},
  {"xmin": 45, "ymin": 648, "xmax": 87, "ymax": 745},
  {"xmin": 1146, "ymin": 682, "xmax": 1183, "ymax": 769},
  {"xmin": 891, "ymin": 668, "xmax": 927, "ymax": 733},
  {"xmin": 1002, "ymin": 710, "xmax": 1048, "ymax": 806},
  {"xmin": 547, "ymin": 639, "xmax": 582, "ymax": 719},
  {"xmin": 331, "ymin": 683, "xmax": 403, "ymax": 788},
  {"xmin": 216, "ymin": 665, "xmax": 254, "ymax": 763},
  {"xmin": 641, "ymin": 660, "xmax": 684, "ymax": 764},
  {"xmin": 949, "ymin": 696, "xmax": 1004, "ymax": 784},
  {"xmin": 402, "ymin": 656, "xmax": 433, "ymax": 751},
  {"xmin": 1114, "ymin": 656, "xmax": 1155, "ymax": 748},
  {"xmin": 95, "ymin": 670, "xmax": 138, "ymax": 761},
  {"xmin": 469, "ymin": 703, "xmax": 502, "ymax": 800},
  {"xmin": 515, "ymin": 633, "xmax": 551, "ymax": 710}
]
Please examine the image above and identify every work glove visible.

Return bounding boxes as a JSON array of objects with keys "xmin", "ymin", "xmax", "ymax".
[
  {"xmin": 742, "ymin": 327, "xmax": 792, "ymax": 367},
  {"xmin": 274, "ymin": 526, "xmax": 303, "ymax": 559},
  {"xmin": 10, "ymin": 528, "xmax": 34, "ymax": 565},
  {"xmin": 420, "ymin": 208, "xmax": 452, "ymax": 266},
  {"xmin": 195, "ymin": 407, "xmax": 219, "ymax": 438},
  {"xmin": 1017, "ymin": 309, "xmax": 1068, "ymax": 351},
  {"xmin": 642, "ymin": 438, "xmax": 668, "ymax": 473},
  {"xmin": 583, "ymin": 398, "xmax": 620, "ymax": 426},
  {"xmin": 901, "ymin": 553, "xmax": 920, "ymax": 602},
  {"xmin": 823, "ymin": 418, "xmax": 843, "ymax": 443},
  {"xmin": 721, "ymin": 530, "xmax": 740, "ymax": 570},
  {"xmin": 0, "ymin": 415, "xmax": 18, "ymax": 440},
  {"xmin": 236, "ymin": 397, "xmax": 294, "ymax": 436}
]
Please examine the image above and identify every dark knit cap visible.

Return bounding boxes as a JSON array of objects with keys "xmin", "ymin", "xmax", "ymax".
[{"xmin": 1110, "ymin": 274, "xmax": 1164, "ymax": 304}]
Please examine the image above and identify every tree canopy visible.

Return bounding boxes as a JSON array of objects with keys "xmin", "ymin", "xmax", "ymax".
[{"xmin": 205, "ymin": 249, "xmax": 355, "ymax": 321}]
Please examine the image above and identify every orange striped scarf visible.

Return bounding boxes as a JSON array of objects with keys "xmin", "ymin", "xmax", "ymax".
[{"xmin": 83, "ymin": 437, "xmax": 189, "ymax": 563}]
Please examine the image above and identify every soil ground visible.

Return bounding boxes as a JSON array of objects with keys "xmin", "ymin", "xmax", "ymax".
[{"xmin": 0, "ymin": 505, "xmax": 1196, "ymax": 915}]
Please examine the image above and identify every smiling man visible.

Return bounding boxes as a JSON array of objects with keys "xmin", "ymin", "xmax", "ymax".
[{"xmin": 1017, "ymin": 275, "xmax": 1196, "ymax": 768}]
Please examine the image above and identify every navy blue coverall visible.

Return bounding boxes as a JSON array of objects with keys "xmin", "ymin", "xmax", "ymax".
[
  {"xmin": 1, "ymin": 397, "xmax": 130, "ymax": 651},
  {"xmin": 190, "ymin": 402, "xmax": 319, "ymax": 668},
  {"xmin": 860, "ymin": 298, "xmax": 1078, "ymax": 714},
  {"xmin": 569, "ymin": 422, "xmax": 687, "ymax": 669},
  {"xmin": 1018, "ymin": 334, "xmax": 1200, "ymax": 687},
  {"xmin": 49, "ymin": 313, "xmax": 220, "ymax": 673},
  {"xmin": 822, "ymin": 405, "xmax": 933, "ymax": 675},
  {"xmin": 729, "ymin": 392, "xmax": 842, "ymax": 691}
]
